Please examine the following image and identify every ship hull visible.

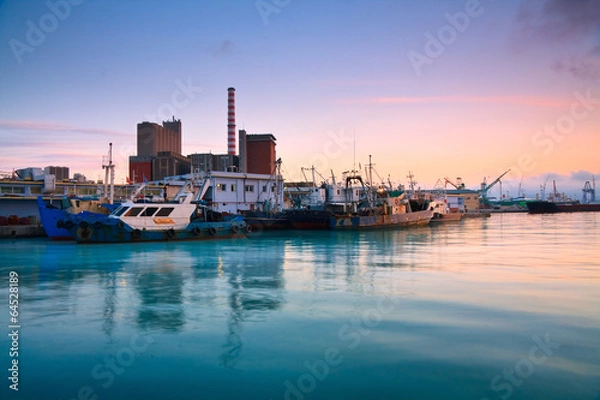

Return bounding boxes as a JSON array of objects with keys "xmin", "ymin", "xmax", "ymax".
[
  {"xmin": 330, "ymin": 209, "xmax": 433, "ymax": 229},
  {"xmin": 527, "ymin": 201, "xmax": 600, "ymax": 214},
  {"xmin": 243, "ymin": 211, "xmax": 291, "ymax": 231},
  {"xmin": 37, "ymin": 197, "xmax": 71, "ymax": 240},
  {"xmin": 429, "ymin": 212, "xmax": 463, "ymax": 223},
  {"xmin": 37, "ymin": 196, "xmax": 119, "ymax": 240},
  {"xmin": 63, "ymin": 212, "xmax": 247, "ymax": 243},
  {"xmin": 287, "ymin": 209, "xmax": 331, "ymax": 230}
]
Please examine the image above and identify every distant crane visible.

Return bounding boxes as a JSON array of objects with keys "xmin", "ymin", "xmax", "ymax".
[
  {"xmin": 443, "ymin": 177, "xmax": 465, "ymax": 190},
  {"xmin": 582, "ymin": 177, "xmax": 596, "ymax": 204},
  {"xmin": 480, "ymin": 169, "xmax": 511, "ymax": 202}
]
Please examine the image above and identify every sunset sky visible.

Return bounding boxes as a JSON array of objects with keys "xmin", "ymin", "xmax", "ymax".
[{"xmin": 1, "ymin": 0, "xmax": 599, "ymax": 199}]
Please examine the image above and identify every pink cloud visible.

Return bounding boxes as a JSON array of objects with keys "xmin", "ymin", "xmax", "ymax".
[
  {"xmin": 337, "ymin": 95, "xmax": 571, "ymax": 107},
  {"xmin": 0, "ymin": 119, "xmax": 130, "ymax": 137},
  {"xmin": 319, "ymin": 79, "xmax": 411, "ymax": 87}
]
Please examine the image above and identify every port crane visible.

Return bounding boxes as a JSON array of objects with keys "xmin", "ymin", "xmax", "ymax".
[
  {"xmin": 443, "ymin": 177, "xmax": 465, "ymax": 190},
  {"xmin": 480, "ymin": 169, "xmax": 511, "ymax": 203},
  {"xmin": 582, "ymin": 178, "xmax": 596, "ymax": 204}
]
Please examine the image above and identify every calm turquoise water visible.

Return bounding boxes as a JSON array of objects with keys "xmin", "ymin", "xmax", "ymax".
[{"xmin": 1, "ymin": 213, "xmax": 599, "ymax": 400}]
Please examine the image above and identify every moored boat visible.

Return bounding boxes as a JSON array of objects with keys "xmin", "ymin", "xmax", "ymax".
[
  {"xmin": 330, "ymin": 207, "xmax": 433, "ymax": 229},
  {"xmin": 526, "ymin": 200, "xmax": 600, "ymax": 214},
  {"xmin": 428, "ymin": 195, "xmax": 463, "ymax": 223},
  {"xmin": 287, "ymin": 208, "xmax": 331, "ymax": 230},
  {"xmin": 329, "ymin": 172, "xmax": 433, "ymax": 230},
  {"xmin": 37, "ymin": 196, "xmax": 119, "ymax": 240},
  {"xmin": 61, "ymin": 181, "xmax": 247, "ymax": 243},
  {"xmin": 242, "ymin": 210, "xmax": 291, "ymax": 231},
  {"xmin": 527, "ymin": 179, "xmax": 600, "ymax": 213}
]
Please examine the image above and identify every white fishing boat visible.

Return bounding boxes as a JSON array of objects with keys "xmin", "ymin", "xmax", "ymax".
[{"xmin": 62, "ymin": 179, "xmax": 247, "ymax": 243}]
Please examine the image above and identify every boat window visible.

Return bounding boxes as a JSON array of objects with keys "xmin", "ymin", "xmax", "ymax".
[
  {"xmin": 124, "ymin": 207, "xmax": 144, "ymax": 217},
  {"xmin": 141, "ymin": 207, "xmax": 159, "ymax": 217},
  {"xmin": 113, "ymin": 206, "xmax": 129, "ymax": 216},
  {"xmin": 155, "ymin": 207, "xmax": 174, "ymax": 217}
]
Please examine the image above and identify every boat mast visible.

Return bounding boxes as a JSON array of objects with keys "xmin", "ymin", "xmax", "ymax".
[
  {"xmin": 368, "ymin": 154, "xmax": 375, "ymax": 205},
  {"xmin": 102, "ymin": 143, "xmax": 115, "ymax": 204},
  {"xmin": 274, "ymin": 158, "xmax": 282, "ymax": 212}
]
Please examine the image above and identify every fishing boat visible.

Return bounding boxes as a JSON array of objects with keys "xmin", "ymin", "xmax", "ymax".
[
  {"xmin": 61, "ymin": 180, "xmax": 247, "ymax": 243},
  {"xmin": 329, "ymin": 171, "xmax": 433, "ymax": 230},
  {"xmin": 37, "ymin": 143, "xmax": 126, "ymax": 240},
  {"xmin": 429, "ymin": 200, "xmax": 463, "ymax": 223},
  {"xmin": 287, "ymin": 208, "xmax": 331, "ymax": 230},
  {"xmin": 243, "ymin": 210, "xmax": 291, "ymax": 231},
  {"xmin": 37, "ymin": 196, "xmax": 120, "ymax": 240}
]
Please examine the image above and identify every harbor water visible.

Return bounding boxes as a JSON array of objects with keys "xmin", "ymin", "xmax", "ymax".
[{"xmin": 1, "ymin": 213, "xmax": 599, "ymax": 400}]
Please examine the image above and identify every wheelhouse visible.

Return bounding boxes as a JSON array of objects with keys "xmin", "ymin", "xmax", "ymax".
[{"xmin": 111, "ymin": 205, "xmax": 176, "ymax": 218}]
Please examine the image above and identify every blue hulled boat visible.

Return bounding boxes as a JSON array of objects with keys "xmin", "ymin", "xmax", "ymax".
[
  {"xmin": 37, "ymin": 196, "xmax": 120, "ymax": 240},
  {"xmin": 60, "ymin": 181, "xmax": 247, "ymax": 243}
]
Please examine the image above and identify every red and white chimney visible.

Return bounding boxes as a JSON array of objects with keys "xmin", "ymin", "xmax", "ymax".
[{"xmin": 227, "ymin": 87, "xmax": 236, "ymax": 155}]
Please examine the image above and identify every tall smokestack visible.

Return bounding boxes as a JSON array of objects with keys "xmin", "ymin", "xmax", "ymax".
[{"xmin": 227, "ymin": 87, "xmax": 236, "ymax": 155}]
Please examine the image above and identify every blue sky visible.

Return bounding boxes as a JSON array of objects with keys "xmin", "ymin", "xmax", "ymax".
[{"xmin": 1, "ymin": 0, "xmax": 599, "ymax": 199}]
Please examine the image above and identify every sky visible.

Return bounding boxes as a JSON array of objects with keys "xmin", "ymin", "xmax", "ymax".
[{"xmin": 0, "ymin": 0, "xmax": 599, "ymax": 200}]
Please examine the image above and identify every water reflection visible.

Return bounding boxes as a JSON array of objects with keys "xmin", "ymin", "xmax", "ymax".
[
  {"xmin": 100, "ymin": 272, "xmax": 117, "ymax": 341},
  {"xmin": 127, "ymin": 249, "xmax": 191, "ymax": 333},
  {"xmin": 277, "ymin": 228, "xmax": 436, "ymax": 296},
  {"xmin": 217, "ymin": 239, "xmax": 286, "ymax": 368}
]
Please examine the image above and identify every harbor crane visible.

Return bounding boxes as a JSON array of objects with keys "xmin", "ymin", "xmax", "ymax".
[
  {"xmin": 443, "ymin": 177, "xmax": 465, "ymax": 190},
  {"xmin": 582, "ymin": 177, "xmax": 596, "ymax": 204},
  {"xmin": 480, "ymin": 169, "xmax": 511, "ymax": 202}
]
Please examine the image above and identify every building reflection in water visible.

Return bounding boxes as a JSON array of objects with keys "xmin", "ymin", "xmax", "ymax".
[
  {"xmin": 100, "ymin": 272, "xmax": 117, "ymax": 342},
  {"xmin": 130, "ymin": 249, "xmax": 191, "ymax": 333},
  {"xmin": 216, "ymin": 239, "xmax": 286, "ymax": 368}
]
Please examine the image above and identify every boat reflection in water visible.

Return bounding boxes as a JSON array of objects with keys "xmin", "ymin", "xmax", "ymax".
[{"xmin": 5, "ymin": 212, "xmax": 599, "ymax": 400}]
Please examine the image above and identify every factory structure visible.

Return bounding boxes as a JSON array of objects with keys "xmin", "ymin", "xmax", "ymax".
[
  {"xmin": 128, "ymin": 87, "xmax": 283, "ymax": 213},
  {"xmin": 129, "ymin": 88, "xmax": 277, "ymax": 181}
]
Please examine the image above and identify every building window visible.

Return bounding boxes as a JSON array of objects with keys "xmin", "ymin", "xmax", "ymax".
[
  {"xmin": 262, "ymin": 185, "xmax": 267, "ymax": 192},
  {"xmin": 245, "ymin": 185, "xmax": 254, "ymax": 192},
  {"xmin": 1, "ymin": 186, "xmax": 25, "ymax": 194},
  {"xmin": 231, "ymin": 184, "xmax": 236, "ymax": 192},
  {"xmin": 78, "ymin": 188, "xmax": 96, "ymax": 196},
  {"xmin": 217, "ymin": 183, "xmax": 226, "ymax": 191}
]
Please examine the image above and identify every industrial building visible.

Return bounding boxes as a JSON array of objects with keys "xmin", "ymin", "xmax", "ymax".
[
  {"xmin": 129, "ymin": 117, "xmax": 187, "ymax": 182},
  {"xmin": 188, "ymin": 153, "xmax": 239, "ymax": 174},
  {"xmin": 44, "ymin": 166, "xmax": 69, "ymax": 181},
  {"xmin": 128, "ymin": 87, "xmax": 279, "ymax": 182}
]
